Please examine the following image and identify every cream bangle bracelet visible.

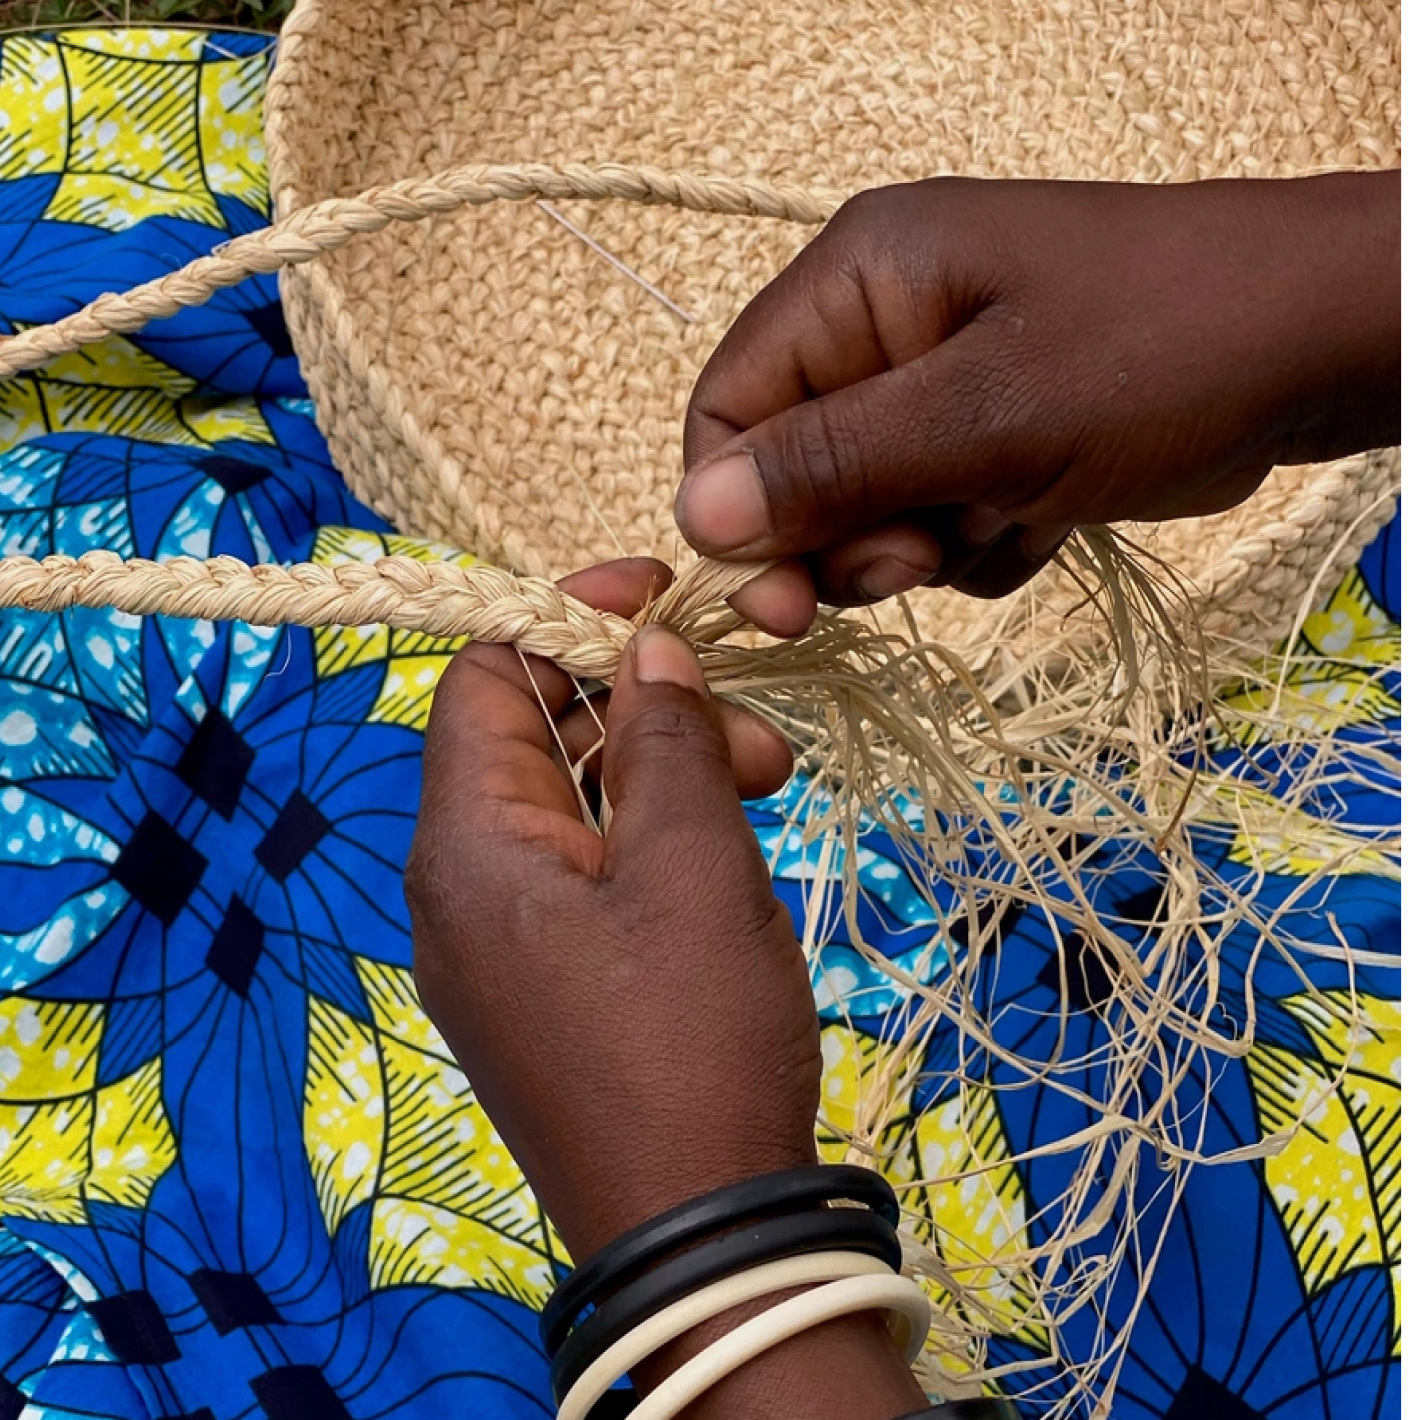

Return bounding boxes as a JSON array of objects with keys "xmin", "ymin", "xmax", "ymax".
[
  {"xmin": 627, "ymin": 1272, "xmax": 932, "ymax": 1420},
  {"xmin": 557, "ymin": 1251, "xmax": 894, "ymax": 1420}
]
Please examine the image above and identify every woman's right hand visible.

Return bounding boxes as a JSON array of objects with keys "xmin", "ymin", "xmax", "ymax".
[{"xmin": 676, "ymin": 170, "xmax": 1399, "ymax": 635}]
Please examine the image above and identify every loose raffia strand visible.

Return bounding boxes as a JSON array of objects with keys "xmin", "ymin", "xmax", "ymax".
[{"xmin": 0, "ymin": 162, "xmax": 836, "ymax": 381}]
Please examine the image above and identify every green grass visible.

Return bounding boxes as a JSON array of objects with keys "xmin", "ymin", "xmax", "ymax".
[{"xmin": 0, "ymin": 0, "xmax": 291, "ymax": 31}]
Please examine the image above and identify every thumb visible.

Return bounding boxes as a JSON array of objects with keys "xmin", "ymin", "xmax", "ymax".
[
  {"xmin": 676, "ymin": 325, "xmax": 1032, "ymax": 561},
  {"xmin": 601, "ymin": 627, "xmax": 770, "ymax": 886}
]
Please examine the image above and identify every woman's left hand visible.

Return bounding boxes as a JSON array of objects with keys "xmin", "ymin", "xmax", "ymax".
[
  {"xmin": 404, "ymin": 558, "xmax": 818, "ymax": 1260},
  {"xmin": 406, "ymin": 559, "xmax": 934, "ymax": 1420}
]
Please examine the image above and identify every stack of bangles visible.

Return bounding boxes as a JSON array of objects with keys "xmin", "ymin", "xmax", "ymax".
[{"xmin": 540, "ymin": 1164, "xmax": 1021, "ymax": 1420}]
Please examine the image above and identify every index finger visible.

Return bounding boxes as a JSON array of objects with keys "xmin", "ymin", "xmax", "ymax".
[
  {"xmin": 683, "ymin": 230, "xmax": 892, "ymax": 471},
  {"xmin": 682, "ymin": 198, "xmax": 963, "ymax": 471}
]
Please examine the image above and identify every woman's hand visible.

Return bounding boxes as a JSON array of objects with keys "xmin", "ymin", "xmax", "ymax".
[
  {"xmin": 405, "ymin": 558, "xmax": 815, "ymax": 1261},
  {"xmin": 406, "ymin": 559, "xmax": 932, "ymax": 1418},
  {"xmin": 677, "ymin": 170, "xmax": 1399, "ymax": 635}
]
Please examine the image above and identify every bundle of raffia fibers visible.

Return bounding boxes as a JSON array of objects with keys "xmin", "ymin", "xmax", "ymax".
[{"xmin": 0, "ymin": 0, "xmax": 1401, "ymax": 1411}]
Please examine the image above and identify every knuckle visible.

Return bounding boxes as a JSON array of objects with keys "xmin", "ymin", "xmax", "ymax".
[
  {"xmin": 420, "ymin": 646, "xmax": 482, "ymax": 747},
  {"xmin": 822, "ymin": 181, "xmax": 945, "ymax": 275},
  {"xmin": 402, "ymin": 826, "xmax": 464, "ymax": 940},
  {"xmin": 769, "ymin": 398, "xmax": 873, "ymax": 524},
  {"xmin": 621, "ymin": 700, "xmax": 729, "ymax": 764},
  {"xmin": 825, "ymin": 185, "xmax": 895, "ymax": 239},
  {"xmin": 402, "ymin": 840, "xmax": 433, "ymax": 919}
]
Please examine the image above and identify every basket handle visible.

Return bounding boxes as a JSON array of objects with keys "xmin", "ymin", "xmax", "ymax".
[
  {"xmin": 0, "ymin": 162, "xmax": 835, "ymax": 381},
  {"xmin": 0, "ymin": 550, "xmax": 772, "ymax": 679}
]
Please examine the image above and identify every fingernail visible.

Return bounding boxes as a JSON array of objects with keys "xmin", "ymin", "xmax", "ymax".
[
  {"xmin": 959, "ymin": 506, "xmax": 1012, "ymax": 547},
  {"xmin": 632, "ymin": 626, "xmax": 708, "ymax": 694},
  {"xmin": 856, "ymin": 555, "xmax": 931, "ymax": 601},
  {"xmin": 677, "ymin": 452, "xmax": 769, "ymax": 552},
  {"xmin": 1021, "ymin": 522, "xmax": 1074, "ymax": 560}
]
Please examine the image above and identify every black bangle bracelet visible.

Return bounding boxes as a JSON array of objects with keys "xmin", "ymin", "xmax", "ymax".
[
  {"xmin": 895, "ymin": 1401, "xmax": 1023, "ymax": 1419},
  {"xmin": 586, "ymin": 1389, "xmax": 638, "ymax": 1419},
  {"xmin": 586, "ymin": 1384, "xmax": 1023, "ymax": 1419},
  {"xmin": 550, "ymin": 1205, "xmax": 904, "ymax": 1404},
  {"xmin": 541, "ymin": 1164, "xmax": 898, "ymax": 1354}
]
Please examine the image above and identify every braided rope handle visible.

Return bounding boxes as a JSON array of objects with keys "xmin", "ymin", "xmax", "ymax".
[
  {"xmin": 0, "ymin": 161, "xmax": 835, "ymax": 381},
  {"xmin": 0, "ymin": 162, "xmax": 832, "ymax": 645},
  {"xmin": 0, "ymin": 552, "xmax": 637, "ymax": 678},
  {"xmin": 0, "ymin": 552, "xmax": 777, "ymax": 679}
]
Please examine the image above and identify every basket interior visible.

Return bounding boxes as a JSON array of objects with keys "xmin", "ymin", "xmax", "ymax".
[{"xmin": 268, "ymin": 0, "xmax": 1400, "ymax": 643}]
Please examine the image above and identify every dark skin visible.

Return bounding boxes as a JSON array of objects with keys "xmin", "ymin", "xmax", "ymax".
[
  {"xmin": 408, "ymin": 571, "xmax": 924, "ymax": 1419},
  {"xmin": 681, "ymin": 170, "xmax": 1399, "ymax": 635},
  {"xmin": 406, "ymin": 170, "xmax": 1399, "ymax": 1420}
]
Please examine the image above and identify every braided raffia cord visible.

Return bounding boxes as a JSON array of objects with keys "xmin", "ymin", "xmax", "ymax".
[
  {"xmin": 0, "ymin": 552, "xmax": 638, "ymax": 678},
  {"xmin": 0, "ymin": 148, "xmax": 1397, "ymax": 659},
  {"xmin": 0, "ymin": 551, "xmax": 771, "ymax": 680},
  {"xmin": 0, "ymin": 163, "xmax": 833, "ymax": 382},
  {"xmin": 0, "ymin": 159, "xmax": 816, "ymax": 660}
]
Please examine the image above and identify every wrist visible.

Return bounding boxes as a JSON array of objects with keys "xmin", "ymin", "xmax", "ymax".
[
  {"xmin": 543, "ymin": 1134, "xmax": 821, "ymax": 1263},
  {"xmin": 544, "ymin": 1164, "xmax": 923, "ymax": 1419},
  {"xmin": 633, "ymin": 1289, "xmax": 928, "ymax": 1420},
  {"xmin": 1246, "ymin": 169, "xmax": 1399, "ymax": 464}
]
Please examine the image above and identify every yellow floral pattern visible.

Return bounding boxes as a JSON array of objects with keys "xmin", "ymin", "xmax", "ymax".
[
  {"xmin": 303, "ymin": 958, "xmax": 565, "ymax": 1309},
  {"xmin": 1249, "ymin": 992, "xmax": 1401, "ymax": 1354},
  {"xmin": 0, "ymin": 998, "xmax": 175, "ymax": 1224},
  {"xmin": 1, "ymin": 332, "xmax": 275, "ymax": 450},
  {"xmin": 2, "ymin": 31, "xmax": 267, "ymax": 230}
]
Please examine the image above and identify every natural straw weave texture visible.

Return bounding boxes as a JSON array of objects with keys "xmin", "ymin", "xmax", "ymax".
[
  {"xmin": 0, "ymin": 0, "xmax": 1400, "ymax": 659},
  {"xmin": 260, "ymin": 0, "xmax": 1400, "ymax": 656}
]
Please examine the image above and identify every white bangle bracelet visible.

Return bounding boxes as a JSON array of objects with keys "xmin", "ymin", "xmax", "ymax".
[
  {"xmin": 557, "ymin": 1251, "xmax": 894, "ymax": 1420},
  {"xmin": 627, "ymin": 1272, "xmax": 932, "ymax": 1420}
]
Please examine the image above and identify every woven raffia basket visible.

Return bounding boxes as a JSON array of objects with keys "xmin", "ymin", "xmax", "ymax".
[
  {"xmin": 247, "ymin": 0, "xmax": 1399, "ymax": 657},
  {"xmin": 0, "ymin": 0, "xmax": 1399, "ymax": 656}
]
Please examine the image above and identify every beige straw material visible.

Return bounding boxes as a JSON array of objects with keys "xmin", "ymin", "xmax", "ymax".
[
  {"xmin": 0, "ymin": 549, "xmax": 780, "ymax": 681},
  {"xmin": 257, "ymin": 0, "xmax": 1399, "ymax": 656},
  {"xmin": 0, "ymin": 1, "xmax": 1399, "ymax": 653},
  {"xmin": 0, "ymin": 552, "xmax": 636, "ymax": 677}
]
